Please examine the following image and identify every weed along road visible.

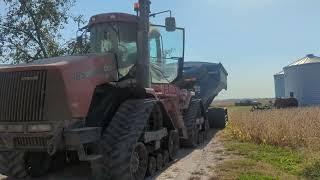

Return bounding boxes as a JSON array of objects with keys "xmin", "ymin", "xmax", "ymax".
[{"xmin": 0, "ymin": 129, "xmax": 231, "ymax": 180}]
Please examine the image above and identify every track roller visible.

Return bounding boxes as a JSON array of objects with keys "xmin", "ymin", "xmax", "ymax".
[
  {"xmin": 147, "ymin": 156, "xmax": 156, "ymax": 177},
  {"xmin": 162, "ymin": 150, "xmax": 169, "ymax": 166},
  {"xmin": 156, "ymin": 153, "xmax": 163, "ymax": 170},
  {"xmin": 166, "ymin": 130, "xmax": 179, "ymax": 160},
  {"xmin": 198, "ymin": 131, "xmax": 205, "ymax": 144}
]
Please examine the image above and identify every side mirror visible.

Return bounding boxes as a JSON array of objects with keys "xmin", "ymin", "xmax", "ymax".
[{"xmin": 165, "ymin": 17, "xmax": 176, "ymax": 32}]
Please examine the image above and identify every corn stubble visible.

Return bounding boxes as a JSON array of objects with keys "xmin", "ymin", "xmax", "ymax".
[{"xmin": 228, "ymin": 107, "xmax": 320, "ymax": 150}]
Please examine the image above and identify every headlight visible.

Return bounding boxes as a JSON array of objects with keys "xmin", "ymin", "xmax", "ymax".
[
  {"xmin": 7, "ymin": 125, "xmax": 24, "ymax": 132},
  {"xmin": 27, "ymin": 124, "xmax": 52, "ymax": 132}
]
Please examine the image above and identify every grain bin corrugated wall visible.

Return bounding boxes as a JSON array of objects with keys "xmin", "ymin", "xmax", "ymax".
[
  {"xmin": 274, "ymin": 71, "xmax": 285, "ymax": 98},
  {"xmin": 283, "ymin": 54, "xmax": 320, "ymax": 106}
]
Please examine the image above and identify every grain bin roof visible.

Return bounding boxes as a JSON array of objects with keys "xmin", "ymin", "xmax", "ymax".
[
  {"xmin": 274, "ymin": 71, "xmax": 284, "ymax": 75},
  {"xmin": 286, "ymin": 54, "xmax": 320, "ymax": 67}
]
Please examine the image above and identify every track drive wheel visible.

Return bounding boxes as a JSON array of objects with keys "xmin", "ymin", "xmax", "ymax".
[
  {"xmin": 0, "ymin": 151, "xmax": 27, "ymax": 179},
  {"xmin": 147, "ymin": 156, "xmax": 156, "ymax": 177},
  {"xmin": 166, "ymin": 130, "xmax": 179, "ymax": 160}
]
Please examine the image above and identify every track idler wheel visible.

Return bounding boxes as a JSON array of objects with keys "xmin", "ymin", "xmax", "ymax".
[
  {"xmin": 162, "ymin": 150, "xmax": 169, "ymax": 166},
  {"xmin": 166, "ymin": 130, "xmax": 179, "ymax": 160},
  {"xmin": 130, "ymin": 142, "xmax": 148, "ymax": 180},
  {"xmin": 146, "ymin": 156, "xmax": 156, "ymax": 177}
]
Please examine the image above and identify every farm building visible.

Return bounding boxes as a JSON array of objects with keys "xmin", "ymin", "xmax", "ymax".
[
  {"xmin": 274, "ymin": 54, "xmax": 320, "ymax": 106},
  {"xmin": 274, "ymin": 71, "xmax": 285, "ymax": 98}
]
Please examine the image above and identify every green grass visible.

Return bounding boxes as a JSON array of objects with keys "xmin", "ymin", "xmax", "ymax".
[
  {"xmin": 215, "ymin": 133, "xmax": 320, "ymax": 180},
  {"xmin": 225, "ymin": 141, "xmax": 303, "ymax": 174},
  {"xmin": 302, "ymin": 160, "xmax": 320, "ymax": 179},
  {"xmin": 238, "ymin": 173, "xmax": 276, "ymax": 180}
]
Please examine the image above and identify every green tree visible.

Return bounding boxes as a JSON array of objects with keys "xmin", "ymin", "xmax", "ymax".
[{"xmin": 0, "ymin": 0, "xmax": 84, "ymax": 63}]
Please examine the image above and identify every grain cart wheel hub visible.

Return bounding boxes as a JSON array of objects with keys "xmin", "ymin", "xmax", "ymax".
[{"xmin": 130, "ymin": 143, "xmax": 148, "ymax": 179}]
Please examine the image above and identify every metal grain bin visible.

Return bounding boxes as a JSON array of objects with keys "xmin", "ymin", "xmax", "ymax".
[
  {"xmin": 274, "ymin": 71, "xmax": 285, "ymax": 98},
  {"xmin": 283, "ymin": 54, "xmax": 320, "ymax": 106}
]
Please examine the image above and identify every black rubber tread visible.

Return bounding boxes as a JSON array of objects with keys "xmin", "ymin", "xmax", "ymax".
[
  {"xmin": 181, "ymin": 99, "xmax": 202, "ymax": 148},
  {"xmin": 207, "ymin": 108, "xmax": 226, "ymax": 129},
  {"xmin": 204, "ymin": 118, "xmax": 210, "ymax": 140},
  {"xmin": 149, "ymin": 104, "xmax": 163, "ymax": 130},
  {"xmin": 165, "ymin": 130, "xmax": 179, "ymax": 160},
  {"xmin": 146, "ymin": 156, "xmax": 156, "ymax": 177},
  {"xmin": 91, "ymin": 99, "xmax": 157, "ymax": 180},
  {"xmin": 198, "ymin": 131, "xmax": 204, "ymax": 144},
  {"xmin": 50, "ymin": 152, "xmax": 67, "ymax": 171},
  {"xmin": 156, "ymin": 153, "xmax": 163, "ymax": 171},
  {"xmin": 162, "ymin": 150, "xmax": 169, "ymax": 166},
  {"xmin": 25, "ymin": 152, "xmax": 51, "ymax": 177},
  {"xmin": 0, "ymin": 151, "xmax": 27, "ymax": 179}
]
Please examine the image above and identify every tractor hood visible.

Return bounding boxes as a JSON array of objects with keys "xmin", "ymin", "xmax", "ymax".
[{"xmin": 0, "ymin": 54, "xmax": 119, "ymax": 119}]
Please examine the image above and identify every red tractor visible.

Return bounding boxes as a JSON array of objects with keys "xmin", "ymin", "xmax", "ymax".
[{"xmin": 0, "ymin": 1, "xmax": 209, "ymax": 179}]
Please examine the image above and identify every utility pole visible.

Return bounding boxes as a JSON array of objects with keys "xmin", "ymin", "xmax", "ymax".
[{"xmin": 136, "ymin": 0, "xmax": 151, "ymax": 88}]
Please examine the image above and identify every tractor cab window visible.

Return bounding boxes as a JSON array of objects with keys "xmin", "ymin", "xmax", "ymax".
[
  {"xmin": 149, "ymin": 25, "xmax": 184, "ymax": 83},
  {"xmin": 90, "ymin": 22, "xmax": 137, "ymax": 78}
]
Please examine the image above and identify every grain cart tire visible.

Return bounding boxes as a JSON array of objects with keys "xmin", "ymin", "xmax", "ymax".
[
  {"xmin": 91, "ymin": 99, "xmax": 156, "ymax": 180},
  {"xmin": 25, "ymin": 152, "xmax": 51, "ymax": 177},
  {"xmin": 165, "ymin": 130, "xmax": 179, "ymax": 160},
  {"xmin": 147, "ymin": 156, "xmax": 156, "ymax": 176},
  {"xmin": 207, "ymin": 108, "xmax": 226, "ymax": 129},
  {"xmin": 0, "ymin": 151, "xmax": 27, "ymax": 178}
]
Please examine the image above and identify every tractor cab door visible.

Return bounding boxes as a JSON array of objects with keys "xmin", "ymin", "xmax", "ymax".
[{"xmin": 149, "ymin": 25, "xmax": 185, "ymax": 84}]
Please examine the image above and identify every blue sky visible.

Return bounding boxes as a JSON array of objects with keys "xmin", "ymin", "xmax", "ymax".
[{"xmin": 4, "ymin": 0, "xmax": 320, "ymax": 99}]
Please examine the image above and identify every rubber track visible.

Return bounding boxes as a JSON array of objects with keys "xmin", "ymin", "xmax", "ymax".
[
  {"xmin": 92, "ymin": 99, "xmax": 157, "ymax": 180},
  {"xmin": 0, "ymin": 151, "xmax": 27, "ymax": 178},
  {"xmin": 181, "ymin": 99, "xmax": 201, "ymax": 147},
  {"xmin": 183, "ymin": 99, "xmax": 201, "ymax": 129}
]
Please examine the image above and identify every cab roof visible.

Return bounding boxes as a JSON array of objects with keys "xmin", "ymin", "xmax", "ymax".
[{"xmin": 88, "ymin": 13, "xmax": 138, "ymax": 28}]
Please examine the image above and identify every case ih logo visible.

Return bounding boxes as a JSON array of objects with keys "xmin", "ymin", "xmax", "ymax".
[{"xmin": 21, "ymin": 76, "xmax": 39, "ymax": 81}]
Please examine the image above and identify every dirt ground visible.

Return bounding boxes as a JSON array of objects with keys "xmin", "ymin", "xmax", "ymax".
[
  {"xmin": 152, "ymin": 129, "xmax": 230, "ymax": 180},
  {"xmin": 0, "ymin": 129, "xmax": 231, "ymax": 180}
]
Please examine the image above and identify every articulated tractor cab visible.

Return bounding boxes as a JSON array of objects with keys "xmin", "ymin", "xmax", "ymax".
[{"xmin": 0, "ymin": 1, "xmax": 209, "ymax": 179}]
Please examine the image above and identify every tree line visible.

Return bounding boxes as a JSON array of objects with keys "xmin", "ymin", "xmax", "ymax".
[{"xmin": 0, "ymin": 0, "xmax": 86, "ymax": 64}]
